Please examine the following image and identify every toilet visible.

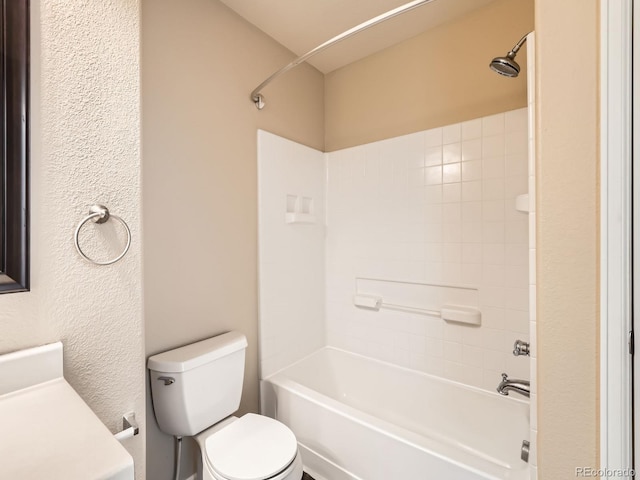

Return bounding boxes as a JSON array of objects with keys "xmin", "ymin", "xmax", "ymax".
[{"xmin": 148, "ymin": 331, "xmax": 303, "ymax": 480}]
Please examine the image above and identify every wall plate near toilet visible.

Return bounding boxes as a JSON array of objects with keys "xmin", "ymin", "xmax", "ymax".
[{"xmin": 0, "ymin": 342, "xmax": 134, "ymax": 480}]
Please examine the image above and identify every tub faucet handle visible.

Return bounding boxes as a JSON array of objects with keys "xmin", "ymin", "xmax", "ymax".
[{"xmin": 513, "ymin": 340, "xmax": 530, "ymax": 356}]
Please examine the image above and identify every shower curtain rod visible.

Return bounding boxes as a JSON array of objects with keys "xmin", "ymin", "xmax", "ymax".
[{"xmin": 250, "ymin": 0, "xmax": 436, "ymax": 110}]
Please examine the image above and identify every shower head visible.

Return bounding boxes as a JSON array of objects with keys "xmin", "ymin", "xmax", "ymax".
[
  {"xmin": 490, "ymin": 33, "xmax": 529, "ymax": 78},
  {"xmin": 490, "ymin": 53, "xmax": 520, "ymax": 77}
]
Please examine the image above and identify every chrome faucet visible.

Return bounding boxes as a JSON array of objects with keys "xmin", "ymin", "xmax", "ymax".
[{"xmin": 497, "ymin": 373, "xmax": 530, "ymax": 398}]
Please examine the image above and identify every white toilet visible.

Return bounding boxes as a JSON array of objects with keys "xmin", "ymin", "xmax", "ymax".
[{"xmin": 148, "ymin": 331, "xmax": 303, "ymax": 480}]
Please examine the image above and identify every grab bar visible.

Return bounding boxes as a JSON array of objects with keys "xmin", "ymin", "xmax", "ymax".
[{"xmin": 353, "ymin": 294, "xmax": 481, "ymax": 325}]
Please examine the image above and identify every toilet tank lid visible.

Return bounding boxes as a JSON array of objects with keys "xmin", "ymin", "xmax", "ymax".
[{"xmin": 147, "ymin": 331, "xmax": 248, "ymax": 373}]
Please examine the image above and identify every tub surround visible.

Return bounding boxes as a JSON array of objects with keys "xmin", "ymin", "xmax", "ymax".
[
  {"xmin": 257, "ymin": 130, "xmax": 326, "ymax": 378},
  {"xmin": 258, "ymin": 110, "xmax": 531, "ymax": 479},
  {"xmin": 259, "ymin": 109, "xmax": 530, "ymax": 394},
  {"xmin": 325, "ymin": 108, "xmax": 530, "ymax": 393}
]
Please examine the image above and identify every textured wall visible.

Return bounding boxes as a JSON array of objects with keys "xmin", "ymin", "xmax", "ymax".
[
  {"xmin": 535, "ymin": 0, "xmax": 599, "ymax": 477},
  {"xmin": 324, "ymin": 0, "xmax": 534, "ymax": 151},
  {"xmin": 141, "ymin": 1, "xmax": 324, "ymax": 479},
  {"xmin": 0, "ymin": 1, "xmax": 145, "ymax": 478}
]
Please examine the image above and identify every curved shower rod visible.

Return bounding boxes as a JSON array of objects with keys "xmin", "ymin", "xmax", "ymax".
[{"xmin": 250, "ymin": 0, "xmax": 436, "ymax": 110}]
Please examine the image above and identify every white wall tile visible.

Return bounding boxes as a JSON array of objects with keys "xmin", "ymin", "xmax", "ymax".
[
  {"xmin": 506, "ymin": 154, "xmax": 529, "ymax": 177},
  {"xmin": 461, "ymin": 202, "xmax": 482, "ymax": 223},
  {"xmin": 322, "ymin": 108, "xmax": 530, "ymax": 394},
  {"xmin": 505, "ymin": 108, "xmax": 528, "ymax": 133},
  {"xmin": 425, "ymin": 185, "xmax": 443, "ymax": 204},
  {"xmin": 482, "ymin": 113, "xmax": 505, "ymax": 136},
  {"xmin": 461, "ymin": 181, "xmax": 482, "ymax": 202},
  {"xmin": 442, "ymin": 183, "xmax": 461, "ymax": 203},
  {"xmin": 425, "ymin": 127, "xmax": 443, "ymax": 147},
  {"xmin": 461, "ymin": 160, "xmax": 482, "ymax": 181},
  {"xmin": 505, "ymin": 132, "xmax": 528, "ymax": 156},
  {"xmin": 461, "ymin": 119, "xmax": 482, "ymax": 140},
  {"xmin": 425, "ymin": 145, "xmax": 443, "ymax": 166},
  {"xmin": 442, "ymin": 123, "xmax": 462, "ymax": 144},
  {"xmin": 425, "ymin": 165, "xmax": 442, "ymax": 185},
  {"xmin": 462, "ymin": 243, "xmax": 483, "ymax": 264},
  {"xmin": 443, "ymin": 143, "xmax": 462, "ymax": 164},
  {"xmin": 442, "ymin": 203, "xmax": 462, "ymax": 221},
  {"xmin": 482, "ymin": 135, "xmax": 505, "ymax": 157},
  {"xmin": 482, "ymin": 178, "xmax": 505, "ymax": 200},
  {"xmin": 462, "ymin": 139, "xmax": 482, "ymax": 161},
  {"xmin": 443, "ymin": 163, "xmax": 462, "ymax": 183},
  {"xmin": 483, "ymin": 200, "xmax": 505, "ymax": 222},
  {"xmin": 483, "ymin": 157, "xmax": 505, "ymax": 179},
  {"xmin": 483, "ymin": 244, "xmax": 505, "ymax": 265},
  {"xmin": 462, "ymin": 222, "xmax": 483, "ymax": 244},
  {"xmin": 461, "ymin": 263, "xmax": 482, "ymax": 285},
  {"xmin": 483, "ymin": 222, "xmax": 505, "ymax": 243}
]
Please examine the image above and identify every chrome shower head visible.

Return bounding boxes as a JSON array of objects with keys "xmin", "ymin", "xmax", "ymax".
[
  {"xmin": 490, "ymin": 33, "xmax": 529, "ymax": 78},
  {"xmin": 490, "ymin": 52, "xmax": 520, "ymax": 77}
]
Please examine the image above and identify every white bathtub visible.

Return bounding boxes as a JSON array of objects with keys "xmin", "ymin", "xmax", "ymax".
[{"xmin": 261, "ymin": 347, "xmax": 529, "ymax": 480}]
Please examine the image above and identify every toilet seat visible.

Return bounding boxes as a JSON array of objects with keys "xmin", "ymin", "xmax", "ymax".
[{"xmin": 203, "ymin": 414, "xmax": 299, "ymax": 480}]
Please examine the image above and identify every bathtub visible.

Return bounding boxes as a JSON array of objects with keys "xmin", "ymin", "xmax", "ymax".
[{"xmin": 261, "ymin": 347, "xmax": 529, "ymax": 480}]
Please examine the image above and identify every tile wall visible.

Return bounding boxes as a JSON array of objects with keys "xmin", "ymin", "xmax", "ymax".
[
  {"xmin": 257, "ymin": 130, "xmax": 326, "ymax": 378},
  {"xmin": 325, "ymin": 108, "xmax": 531, "ymax": 393}
]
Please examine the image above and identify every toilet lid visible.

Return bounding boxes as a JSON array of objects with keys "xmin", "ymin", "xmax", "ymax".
[{"xmin": 205, "ymin": 414, "xmax": 298, "ymax": 480}]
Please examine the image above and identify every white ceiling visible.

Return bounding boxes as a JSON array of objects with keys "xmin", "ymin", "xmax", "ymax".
[{"xmin": 220, "ymin": 0, "xmax": 497, "ymax": 73}]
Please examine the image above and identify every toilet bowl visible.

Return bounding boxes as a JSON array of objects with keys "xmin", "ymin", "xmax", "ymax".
[
  {"xmin": 196, "ymin": 415, "xmax": 303, "ymax": 480},
  {"xmin": 147, "ymin": 332, "xmax": 303, "ymax": 480}
]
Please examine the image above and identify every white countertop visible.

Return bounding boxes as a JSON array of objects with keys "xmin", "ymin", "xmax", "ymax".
[{"xmin": 0, "ymin": 342, "xmax": 134, "ymax": 480}]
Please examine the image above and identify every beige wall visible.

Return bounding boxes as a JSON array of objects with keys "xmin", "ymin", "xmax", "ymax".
[
  {"xmin": 0, "ymin": 1, "xmax": 145, "ymax": 478},
  {"xmin": 535, "ymin": 0, "xmax": 599, "ymax": 477},
  {"xmin": 324, "ymin": 0, "xmax": 534, "ymax": 151},
  {"xmin": 141, "ymin": 1, "xmax": 324, "ymax": 478}
]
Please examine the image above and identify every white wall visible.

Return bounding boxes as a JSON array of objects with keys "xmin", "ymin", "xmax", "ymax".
[
  {"xmin": 0, "ymin": 1, "xmax": 144, "ymax": 478},
  {"xmin": 325, "ymin": 109, "xmax": 530, "ymax": 392},
  {"xmin": 257, "ymin": 130, "xmax": 326, "ymax": 378}
]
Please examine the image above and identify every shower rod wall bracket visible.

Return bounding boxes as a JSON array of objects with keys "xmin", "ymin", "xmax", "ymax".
[
  {"xmin": 250, "ymin": 0, "xmax": 436, "ymax": 110},
  {"xmin": 253, "ymin": 94, "xmax": 265, "ymax": 110}
]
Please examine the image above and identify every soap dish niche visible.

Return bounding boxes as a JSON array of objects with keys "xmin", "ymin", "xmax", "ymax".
[{"xmin": 285, "ymin": 194, "xmax": 316, "ymax": 224}]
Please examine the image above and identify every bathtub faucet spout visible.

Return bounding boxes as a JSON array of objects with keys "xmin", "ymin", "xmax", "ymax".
[{"xmin": 496, "ymin": 373, "xmax": 530, "ymax": 398}]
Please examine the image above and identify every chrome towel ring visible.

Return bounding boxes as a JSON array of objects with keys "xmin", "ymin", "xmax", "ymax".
[{"xmin": 74, "ymin": 204, "xmax": 131, "ymax": 265}]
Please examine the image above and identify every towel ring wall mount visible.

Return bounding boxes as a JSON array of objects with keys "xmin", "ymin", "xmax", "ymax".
[{"xmin": 74, "ymin": 204, "xmax": 131, "ymax": 266}]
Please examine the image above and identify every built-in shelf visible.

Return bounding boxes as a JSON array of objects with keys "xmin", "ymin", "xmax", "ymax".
[
  {"xmin": 285, "ymin": 213, "xmax": 317, "ymax": 224},
  {"xmin": 286, "ymin": 194, "xmax": 316, "ymax": 224}
]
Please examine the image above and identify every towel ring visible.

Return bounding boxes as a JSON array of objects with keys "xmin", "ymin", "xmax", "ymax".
[{"xmin": 74, "ymin": 205, "xmax": 131, "ymax": 265}]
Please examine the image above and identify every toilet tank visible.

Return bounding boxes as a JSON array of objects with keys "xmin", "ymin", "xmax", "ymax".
[{"xmin": 148, "ymin": 331, "xmax": 248, "ymax": 436}]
